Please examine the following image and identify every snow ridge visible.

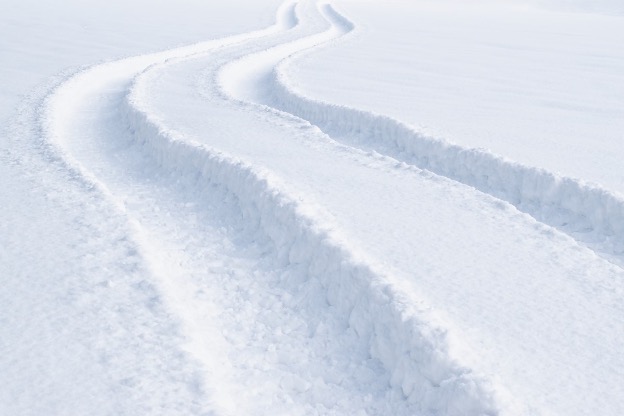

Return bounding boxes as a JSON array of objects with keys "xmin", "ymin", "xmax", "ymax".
[
  {"xmin": 20, "ymin": 0, "xmax": 624, "ymax": 413},
  {"xmin": 266, "ymin": 8, "xmax": 624, "ymax": 263},
  {"xmin": 123, "ymin": 63, "xmax": 502, "ymax": 416},
  {"xmin": 121, "ymin": 3, "xmax": 505, "ymax": 414}
]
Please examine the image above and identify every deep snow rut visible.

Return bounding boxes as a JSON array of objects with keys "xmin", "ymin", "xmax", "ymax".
[
  {"xmin": 223, "ymin": 1, "xmax": 624, "ymax": 269},
  {"xmin": 41, "ymin": 1, "xmax": 443, "ymax": 414},
  {"xmin": 42, "ymin": 0, "xmax": 624, "ymax": 415}
]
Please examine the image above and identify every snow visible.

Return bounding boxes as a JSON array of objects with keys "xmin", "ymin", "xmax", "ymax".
[
  {"xmin": 1, "ymin": 1, "xmax": 282, "ymax": 415},
  {"xmin": 2, "ymin": 0, "xmax": 624, "ymax": 415},
  {"xmin": 287, "ymin": 1, "xmax": 624, "ymax": 194}
]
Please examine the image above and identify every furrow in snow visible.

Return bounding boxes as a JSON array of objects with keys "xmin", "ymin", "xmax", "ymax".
[
  {"xmin": 227, "ymin": 3, "xmax": 624, "ymax": 266},
  {"xmin": 123, "ymin": 86, "xmax": 503, "ymax": 415},
  {"xmin": 35, "ymin": 2, "xmax": 311, "ymax": 414},
  {"xmin": 122, "ymin": 2, "xmax": 505, "ymax": 415},
  {"xmin": 131, "ymin": 2, "xmax": 624, "ymax": 415},
  {"xmin": 38, "ymin": 0, "xmax": 500, "ymax": 413},
  {"xmin": 30, "ymin": 0, "xmax": 624, "ymax": 413},
  {"xmin": 1, "ymin": 69, "xmax": 211, "ymax": 416}
]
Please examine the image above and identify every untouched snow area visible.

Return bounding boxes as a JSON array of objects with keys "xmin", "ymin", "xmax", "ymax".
[
  {"xmin": 283, "ymin": 1, "xmax": 624, "ymax": 261},
  {"xmin": 2, "ymin": 0, "xmax": 624, "ymax": 415}
]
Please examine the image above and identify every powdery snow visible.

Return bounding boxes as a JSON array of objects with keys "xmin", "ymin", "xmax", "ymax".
[
  {"xmin": 287, "ymin": 1, "xmax": 624, "ymax": 194},
  {"xmin": 2, "ymin": 0, "xmax": 624, "ymax": 415}
]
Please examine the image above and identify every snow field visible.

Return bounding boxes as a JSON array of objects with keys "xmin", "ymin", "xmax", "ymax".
[
  {"xmin": 123, "ymin": 89, "xmax": 500, "ymax": 415},
  {"xmin": 286, "ymin": 1, "xmax": 624, "ymax": 191},
  {"xmin": 0, "ymin": 79, "xmax": 210, "ymax": 415},
  {"xmin": 131, "ymin": 1, "xmax": 624, "ymax": 415},
  {"xmin": 256, "ymin": 8, "xmax": 624, "ymax": 265},
  {"xmin": 123, "ymin": 4, "xmax": 501, "ymax": 413},
  {"xmin": 4, "ymin": 0, "xmax": 624, "ymax": 414},
  {"xmin": 0, "ymin": 1, "xmax": 288, "ymax": 415},
  {"xmin": 38, "ymin": 0, "xmax": 497, "ymax": 413}
]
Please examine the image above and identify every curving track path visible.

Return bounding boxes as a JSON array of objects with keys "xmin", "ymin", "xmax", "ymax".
[{"xmin": 41, "ymin": 1, "xmax": 624, "ymax": 415}]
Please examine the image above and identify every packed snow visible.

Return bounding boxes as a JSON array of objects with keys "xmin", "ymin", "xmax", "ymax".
[{"xmin": 2, "ymin": 0, "xmax": 623, "ymax": 415}]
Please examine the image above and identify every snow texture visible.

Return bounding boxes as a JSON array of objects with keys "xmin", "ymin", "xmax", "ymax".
[{"xmin": 2, "ymin": 0, "xmax": 624, "ymax": 415}]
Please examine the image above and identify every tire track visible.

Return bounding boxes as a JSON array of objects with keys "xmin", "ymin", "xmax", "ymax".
[
  {"xmin": 129, "ymin": 1, "xmax": 624, "ymax": 415},
  {"xmin": 124, "ymin": 2, "xmax": 515, "ymax": 415},
  {"xmin": 222, "ymin": 1, "xmax": 624, "ymax": 268},
  {"xmin": 39, "ymin": 0, "xmax": 497, "ymax": 414}
]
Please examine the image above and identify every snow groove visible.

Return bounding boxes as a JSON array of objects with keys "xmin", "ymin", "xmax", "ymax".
[
  {"xmin": 122, "ymin": 69, "xmax": 502, "ymax": 415},
  {"xmin": 263, "ymin": 8, "xmax": 624, "ymax": 263},
  {"xmin": 119, "ymin": 3, "xmax": 509, "ymax": 413},
  {"xmin": 18, "ymin": 0, "xmax": 624, "ymax": 414}
]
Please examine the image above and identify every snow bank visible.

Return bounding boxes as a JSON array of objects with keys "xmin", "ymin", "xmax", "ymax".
[
  {"xmin": 267, "ymin": 23, "xmax": 624, "ymax": 259},
  {"xmin": 122, "ymin": 67, "xmax": 505, "ymax": 415}
]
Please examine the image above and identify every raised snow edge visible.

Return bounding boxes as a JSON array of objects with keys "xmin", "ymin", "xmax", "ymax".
[
  {"xmin": 121, "ymin": 69, "xmax": 505, "ymax": 416},
  {"xmin": 268, "ymin": 7, "xmax": 624, "ymax": 261}
]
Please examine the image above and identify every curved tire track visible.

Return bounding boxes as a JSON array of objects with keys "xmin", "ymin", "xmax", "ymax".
[
  {"xmin": 130, "ymin": 2, "xmax": 624, "ymax": 415},
  {"xmin": 40, "ymin": 0, "xmax": 624, "ymax": 415},
  {"xmin": 224, "ymin": 2, "xmax": 624, "ymax": 267},
  {"xmin": 125, "ymin": 2, "xmax": 504, "ymax": 415},
  {"xmin": 40, "ymin": 0, "xmax": 502, "ymax": 415}
]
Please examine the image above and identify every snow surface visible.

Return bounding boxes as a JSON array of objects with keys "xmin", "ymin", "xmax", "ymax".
[
  {"xmin": 265, "ymin": 2, "xmax": 624, "ymax": 265},
  {"xmin": 2, "ymin": 0, "xmax": 624, "ymax": 415},
  {"xmin": 0, "ymin": 1, "xmax": 282, "ymax": 414},
  {"xmin": 287, "ymin": 1, "xmax": 624, "ymax": 194}
]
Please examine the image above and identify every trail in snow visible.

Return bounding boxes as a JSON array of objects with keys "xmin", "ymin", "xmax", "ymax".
[
  {"xmin": 41, "ymin": 2, "xmax": 425, "ymax": 415},
  {"xmin": 127, "ymin": 2, "xmax": 624, "ymax": 415},
  {"xmin": 0, "ymin": 68, "xmax": 210, "ymax": 416},
  {"xmin": 222, "ymin": 2, "xmax": 624, "ymax": 268},
  {"xmin": 39, "ymin": 0, "xmax": 624, "ymax": 415},
  {"xmin": 125, "ymin": 3, "xmax": 503, "ymax": 413}
]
